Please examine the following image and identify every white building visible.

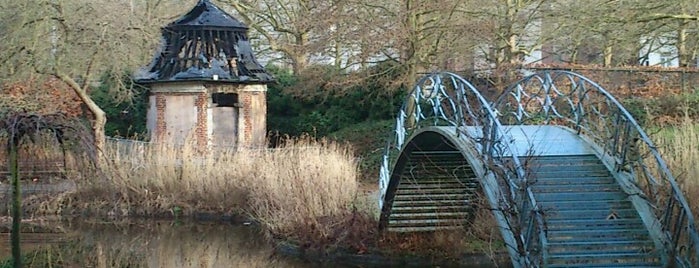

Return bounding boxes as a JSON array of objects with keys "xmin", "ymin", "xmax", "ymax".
[{"xmin": 639, "ymin": 35, "xmax": 679, "ymax": 67}]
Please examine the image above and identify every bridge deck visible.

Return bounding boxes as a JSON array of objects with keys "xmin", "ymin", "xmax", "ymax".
[{"xmin": 460, "ymin": 125, "xmax": 595, "ymax": 157}]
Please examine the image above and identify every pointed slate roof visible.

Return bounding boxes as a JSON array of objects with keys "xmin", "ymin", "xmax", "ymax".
[
  {"xmin": 168, "ymin": 0, "xmax": 247, "ymax": 30},
  {"xmin": 135, "ymin": 0, "xmax": 272, "ymax": 84}
]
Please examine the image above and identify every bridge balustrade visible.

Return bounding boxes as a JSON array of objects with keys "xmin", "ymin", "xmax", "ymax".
[{"xmin": 493, "ymin": 70, "xmax": 699, "ymax": 266}]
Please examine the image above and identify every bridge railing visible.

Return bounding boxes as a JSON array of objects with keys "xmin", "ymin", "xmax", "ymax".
[
  {"xmin": 493, "ymin": 70, "xmax": 699, "ymax": 266},
  {"xmin": 378, "ymin": 72, "xmax": 545, "ymax": 267}
]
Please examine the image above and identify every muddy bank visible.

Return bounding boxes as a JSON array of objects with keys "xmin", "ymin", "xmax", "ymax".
[{"xmin": 275, "ymin": 240, "xmax": 512, "ymax": 267}]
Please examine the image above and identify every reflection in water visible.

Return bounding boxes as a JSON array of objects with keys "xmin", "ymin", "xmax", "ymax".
[
  {"xmin": 2, "ymin": 219, "xmax": 505, "ymax": 268},
  {"xmin": 1, "ymin": 219, "xmax": 306, "ymax": 268}
]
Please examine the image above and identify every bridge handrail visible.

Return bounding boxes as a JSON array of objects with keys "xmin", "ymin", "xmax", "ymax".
[
  {"xmin": 378, "ymin": 72, "xmax": 546, "ymax": 267},
  {"xmin": 494, "ymin": 70, "xmax": 699, "ymax": 266}
]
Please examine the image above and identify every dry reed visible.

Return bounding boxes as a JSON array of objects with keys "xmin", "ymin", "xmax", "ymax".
[
  {"xmin": 60, "ymin": 137, "xmax": 362, "ymax": 240},
  {"xmin": 653, "ymin": 118, "xmax": 699, "ymax": 214}
]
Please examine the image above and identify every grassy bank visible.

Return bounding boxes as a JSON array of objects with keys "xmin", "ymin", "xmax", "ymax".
[
  {"xmin": 20, "ymin": 138, "xmax": 366, "ymax": 247},
  {"xmin": 1, "ymin": 136, "xmax": 499, "ymax": 259}
]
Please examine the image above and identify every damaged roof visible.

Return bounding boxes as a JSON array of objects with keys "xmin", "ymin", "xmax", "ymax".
[
  {"xmin": 168, "ymin": 0, "xmax": 248, "ymax": 30},
  {"xmin": 135, "ymin": 0, "xmax": 273, "ymax": 84}
]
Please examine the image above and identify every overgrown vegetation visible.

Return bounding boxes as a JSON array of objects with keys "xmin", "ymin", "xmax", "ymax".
[
  {"xmin": 654, "ymin": 118, "xmax": 699, "ymax": 214},
  {"xmin": 39, "ymin": 138, "xmax": 366, "ymax": 247},
  {"xmin": 90, "ymin": 73, "xmax": 149, "ymax": 138},
  {"xmin": 623, "ymin": 91, "xmax": 699, "ymax": 125},
  {"xmin": 266, "ymin": 64, "xmax": 405, "ymax": 139}
]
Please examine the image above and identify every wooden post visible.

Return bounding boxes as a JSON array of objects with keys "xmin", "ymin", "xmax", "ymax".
[{"xmin": 9, "ymin": 138, "xmax": 22, "ymax": 268}]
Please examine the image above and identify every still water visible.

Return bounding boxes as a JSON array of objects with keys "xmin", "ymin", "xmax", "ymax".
[
  {"xmin": 2, "ymin": 219, "xmax": 507, "ymax": 267},
  {"xmin": 1, "ymin": 219, "xmax": 309, "ymax": 267}
]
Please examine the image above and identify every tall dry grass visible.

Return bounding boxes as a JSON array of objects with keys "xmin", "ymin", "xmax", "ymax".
[
  {"xmin": 653, "ymin": 118, "xmax": 699, "ymax": 214},
  {"xmin": 56, "ymin": 138, "xmax": 362, "ymax": 240}
]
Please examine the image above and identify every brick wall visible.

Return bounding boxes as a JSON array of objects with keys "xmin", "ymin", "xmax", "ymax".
[
  {"xmin": 155, "ymin": 93, "xmax": 167, "ymax": 139},
  {"xmin": 238, "ymin": 91, "xmax": 253, "ymax": 148},
  {"xmin": 195, "ymin": 92, "xmax": 208, "ymax": 151},
  {"xmin": 237, "ymin": 87, "xmax": 267, "ymax": 149},
  {"xmin": 149, "ymin": 83, "xmax": 266, "ymax": 151}
]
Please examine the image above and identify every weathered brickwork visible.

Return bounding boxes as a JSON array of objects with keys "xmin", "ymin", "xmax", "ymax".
[
  {"xmin": 155, "ymin": 94, "xmax": 167, "ymax": 139},
  {"xmin": 235, "ymin": 89, "xmax": 266, "ymax": 149},
  {"xmin": 239, "ymin": 91, "xmax": 253, "ymax": 148},
  {"xmin": 250, "ymin": 91, "xmax": 267, "ymax": 147},
  {"xmin": 148, "ymin": 83, "xmax": 266, "ymax": 151},
  {"xmin": 195, "ymin": 92, "xmax": 209, "ymax": 150}
]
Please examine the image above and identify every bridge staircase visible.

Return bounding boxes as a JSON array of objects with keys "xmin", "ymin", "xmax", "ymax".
[{"xmin": 525, "ymin": 154, "xmax": 661, "ymax": 267}]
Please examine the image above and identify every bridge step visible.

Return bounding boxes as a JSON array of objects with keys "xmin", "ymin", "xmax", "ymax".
[
  {"xmin": 532, "ymin": 183, "xmax": 621, "ymax": 193},
  {"xmin": 398, "ymin": 181, "xmax": 479, "ymax": 188},
  {"xmin": 546, "ymin": 218, "xmax": 644, "ymax": 229},
  {"xmin": 534, "ymin": 192, "xmax": 626, "ymax": 202},
  {"xmin": 546, "ymin": 208, "xmax": 639, "ymax": 219},
  {"xmin": 538, "ymin": 199, "xmax": 633, "ymax": 209},
  {"xmin": 547, "ymin": 240, "xmax": 656, "ymax": 252},
  {"xmin": 389, "ymin": 211, "xmax": 473, "ymax": 220},
  {"xmin": 396, "ymin": 188, "xmax": 476, "ymax": 195},
  {"xmin": 547, "ymin": 263, "xmax": 663, "ymax": 268},
  {"xmin": 548, "ymin": 252, "xmax": 661, "ymax": 265},
  {"xmin": 549, "ymin": 228, "xmax": 651, "ymax": 238},
  {"xmin": 392, "ymin": 200, "xmax": 472, "ymax": 207},
  {"xmin": 393, "ymin": 193, "xmax": 476, "ymax": 202},
  {"xmin": 523, "ymin": 155, "xmax": 602, "ymax": 163},
  {"xmin": 388, "ymin": 218, "xmax": 468, "ymax": 228},
  {"xmin": 531, "ymin": 176, "xmax": 617, "ymax": 185},
  {"xmin": 531, "ymin": 164, "xmax": 608, "ymax": 172},
  {"xmin": 521, "ymin": 154, "xmax": 662, "ymax": 266},
  {"xmin": 400, "ymin": 171, "xmax": 477, "ymax": 179},
  {"xmin": 386, "ymin": 226, "xmax": 463, "ymax": 233},
  {"xmin": 529, "ymin": 170, "xmax": 612, "ymax": 178}
]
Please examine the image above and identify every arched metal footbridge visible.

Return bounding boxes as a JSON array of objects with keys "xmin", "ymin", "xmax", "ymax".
[{"xmin": 377, "ymin": 71, "xmax": 699, "ymax": 267}]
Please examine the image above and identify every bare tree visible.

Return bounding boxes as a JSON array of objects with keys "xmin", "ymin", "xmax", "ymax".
[
  {"xmin": 635, "ymin": 0, "xmax": 699, "ymax": 67},
  {"xmin": 222, "ymin": 0, "xmax": 342, "ymax": 74},
  {"xmin": 0, "ymin": 0, "xmax": 186, "ymax": 154}
]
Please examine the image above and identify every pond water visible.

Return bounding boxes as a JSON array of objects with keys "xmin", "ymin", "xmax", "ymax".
[
  {"xmin": 1, "ymin": 219, "xmax": 309, "ymax": 267},
  {"xmin": 1, "ymin": 218, "xmax": 508, "ymax": 267}
]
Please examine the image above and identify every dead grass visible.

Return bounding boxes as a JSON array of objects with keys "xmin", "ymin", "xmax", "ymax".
[
  {"xmin": 653, "ymin": 118, "xmax": 699, "ymax": 215},
  {"xmin": 30, "ymin": 137, "xmax": 363, "ymax": 244},
  {"xmin": 0, "ymin": 133, "xmax": 512, "ymax": 261}
]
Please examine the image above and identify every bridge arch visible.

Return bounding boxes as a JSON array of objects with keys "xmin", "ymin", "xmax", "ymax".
[
  {"xmin": 378, "ymin": 126, "xmax": 508, "ymax": 232},
  {"xmin": 377, "ymin": 72, "xmax": 537, "ymax": 267}
]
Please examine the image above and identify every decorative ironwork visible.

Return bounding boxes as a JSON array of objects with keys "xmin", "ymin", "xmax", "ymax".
[
  {"xmin": 136, "ymin": 0, "xmax": 272, "ymax": 83},
  {"xmin": 493, "ymin": 70, "xmax": 699, "ymax": 266},
  {"xmin": 378, "ymin": 72, "xmax": 543, "ymax": 267}
]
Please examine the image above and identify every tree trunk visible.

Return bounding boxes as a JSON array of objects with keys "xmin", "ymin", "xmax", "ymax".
[
  {"xmin": 56, "ymin": 72, "xmax": 106, "ymax": 159},
  {"xmin": 9, "ymin": 139, "xmax": 22, "ymax": 268},
  {"xmin": 603, "ymin": 44, "xmax": 613, "ymax": 67},
  {"xmin": 291, "ymin": 56, "xmax": 308, "ymax": 75},
  {"xmin": 291, "ymin": 33, "xmax": 310, "ymax": 74},
  {"xmin": 678, "ymin": 21, "xmax": 689, "ymax": 67},
  {"xmin": 504, "ymin": 0, "xmax": 519, "ymax": 65}
]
